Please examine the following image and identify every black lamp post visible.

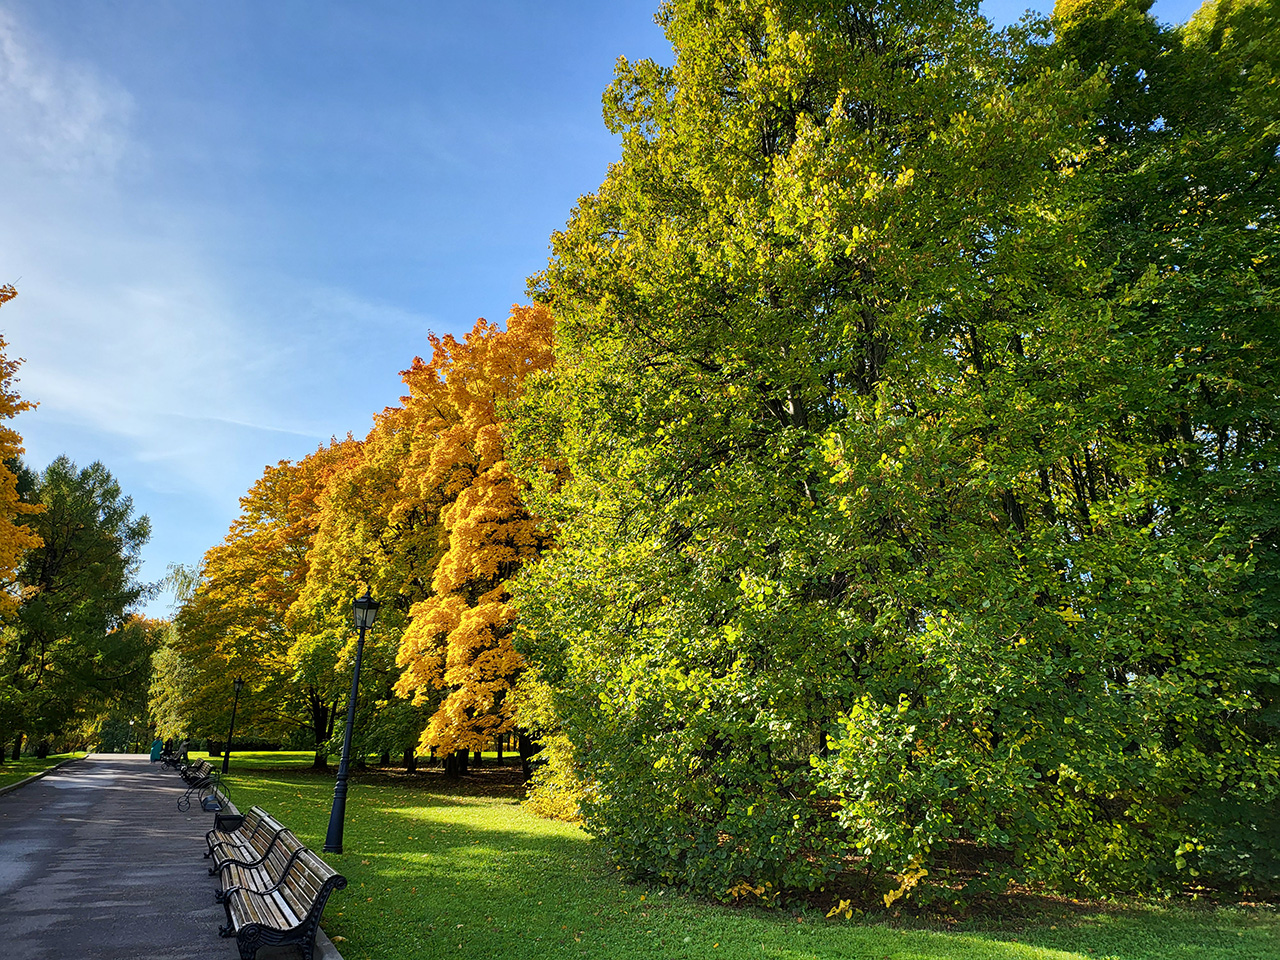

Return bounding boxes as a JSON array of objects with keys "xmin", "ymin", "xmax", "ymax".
[
  {"xmin": 222, "ymin": 677, "xmax": 245, "ymax": 775},
  {"xmin": 324, "ymin": 589, "xmax": 380, "ymax": 854},
  {"xmin": 129, "ymin": 718, "xmax": 136, "ymax": 753}
]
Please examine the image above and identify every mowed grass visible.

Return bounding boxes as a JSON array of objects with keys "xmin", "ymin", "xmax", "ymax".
[
  {"xmin": 0, "ymin": 751, "xmax": 86, "ymax": 789},
  {"xmin": 214, "ymin": 751, "xmax": 1278, "ymax": 960}
]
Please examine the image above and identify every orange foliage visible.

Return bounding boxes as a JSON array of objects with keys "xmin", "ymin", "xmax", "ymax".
[
  {"xmin": 0, "ymin": 286, "xmax": 43, "ymax": 617},
  {"xmin": 186, "ymin": 437, "xmax": 362, "ymax": 676},
  {"xmin": 394, "ymin": 304, "xmax": 554, "ymax": 755}
]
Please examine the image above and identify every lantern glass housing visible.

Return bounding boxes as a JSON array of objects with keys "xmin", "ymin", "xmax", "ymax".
[
  {"xmin": 234, "ymin": 676, "xmax": 245, "ymax": 695},
  {"xmin": 352, "ymin": 591, "xmax": 380, "ymax": 630}
]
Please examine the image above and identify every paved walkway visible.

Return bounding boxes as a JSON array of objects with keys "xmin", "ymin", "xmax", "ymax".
[{"xmin": 0, "ymin": 753, "xmax": 342, "ymax": 960}]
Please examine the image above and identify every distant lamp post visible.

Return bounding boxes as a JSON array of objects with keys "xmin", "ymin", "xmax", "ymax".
[
  {"xmin": 324, "ymin": 589, "xmax": 380, "ymax": 854},
  {"xmin": 129, "ymin": 718, "xmax": 136, "ymax": 753},
  {"xmin": 221, "ymin": 677, "xmax": 246, "ymax": 775}
]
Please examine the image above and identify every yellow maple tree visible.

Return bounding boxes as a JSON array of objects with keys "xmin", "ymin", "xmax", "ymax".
[
  {"xmin": 394, "ymin": 304, "xmax": 554, "ymax": 758},
  {"xmin": 0, "ymin": 286, "xmax": 43, "ymax": 617}
]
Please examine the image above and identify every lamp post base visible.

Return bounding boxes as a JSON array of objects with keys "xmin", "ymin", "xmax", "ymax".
[{"xmin": 324, "ymin": 778, "xmax": 348, "ymax": 853}]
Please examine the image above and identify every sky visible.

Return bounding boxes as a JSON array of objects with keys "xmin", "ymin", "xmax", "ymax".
[{"xmin": 0, "ymin": 0, "xmax": 1204, "ymax": 619}]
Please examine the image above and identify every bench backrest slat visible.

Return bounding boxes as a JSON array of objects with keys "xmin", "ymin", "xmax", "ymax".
[
  {"xmin": 276, "ymin": 848, "xmax": 345, "ymax": 924},
  {"xmin": 245, "ymin": 812, "xmax": 290, "ymax": 859}
]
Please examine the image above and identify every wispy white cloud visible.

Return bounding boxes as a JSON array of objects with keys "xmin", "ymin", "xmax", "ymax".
[
  {"xmin": 0, "ymin": 6, "xmax": 135, "ymax": 174},
  {"xmin": 0, "ymin": 7, "xmax": 346, "ymax": 601}
]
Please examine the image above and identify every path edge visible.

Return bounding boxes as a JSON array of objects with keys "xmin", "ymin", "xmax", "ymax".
[{"xmin": 0, "ymin": 753, "xmax": 88, "ymax": 798}]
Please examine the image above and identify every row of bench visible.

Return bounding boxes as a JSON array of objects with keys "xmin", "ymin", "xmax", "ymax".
[
  {"xmin": 166, "ymin": 757, "xmax": 346, "ymax": 960},
  {"xmin": 175, "ymin": 757, "xmax": 224, "ymax": 811}
]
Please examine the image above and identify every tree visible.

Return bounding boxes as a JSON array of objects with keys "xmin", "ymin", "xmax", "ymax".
[
  {"xmin": 1038, "ymin": 0, "xmax": 1280, "ymax": 887},
  {"xmin": 394, "ymin": 305, "xmax": 554, "ymax": 767},
  {"xmin": 0, "ymin": 286, "xmax": 43, "ymax": 622},
  {"xmin": 290, "ymin": 401, "xmax": 446, "ymax": 770},
  {"xmin": 171, "ymin": 439, "xmax": 362, "ymax": 766},
  {"xmin": 509, "ymin": 0, "xmax": 1278, "ymax": 901},
  {"xmin": 1, "ymin": 456, "xmax": 154, "ymax": 753}
]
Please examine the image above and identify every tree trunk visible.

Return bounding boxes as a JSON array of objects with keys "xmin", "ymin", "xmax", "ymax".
[
  {"xmin": 380, "ymin": 750, "xmax": 391, "ymax": 766},
  {"xmin": 444, "ymin": 748, "xmax": 469, "ymax": 778},
  {"xmin": 496, "ymin": 735, "xmax": 503, "ymax": 762},
  {"xmin": 12, "ymin": 732, "xmax": 23, "ymax": 760},
  {"xmin": 309, "ymin": 689, "xmax": 330, "ymax": 770},
  {"xmin": 518, "ymin": 730, "xmax": 541, "ymax": 781},
  {"xmin": 403, "ymin": 749, "xmax": 417, "ymax": 774}
]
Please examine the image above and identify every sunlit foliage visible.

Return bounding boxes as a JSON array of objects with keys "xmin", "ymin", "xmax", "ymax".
[
  {"xmin": 168, "ymin": 439, "xmax": 362, "ymax": 764},
  {"xmin": 509, "ymin": 0, "xmax": 1278, "ymax": 900},
  {"xmin": 395, "ymin": 304, "xmax": 554, "ymax": 758},
  {"xmin": 0, "ymin": 286, "xmax": 42, "ymax": 619}
]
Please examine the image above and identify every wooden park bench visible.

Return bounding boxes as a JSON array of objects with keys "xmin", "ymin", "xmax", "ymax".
[
  {"xmin": 179, "ymin": 758, "xmax": 212, "ymax": 785},
  {"xmin": 205, "ymin": 804, "xmax": 270, "ymax": 860},
  {"xmin": 177, "ymin": 760, "xmax": 221, "ymax": 811},
  {"xmin": 218, "ymin": 845, "xmax": 347, "ymax": 960}
]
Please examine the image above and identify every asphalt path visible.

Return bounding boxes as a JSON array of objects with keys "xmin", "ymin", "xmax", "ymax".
[{"xmin": 0, "ymin": 753, "xmax": 342, "ymax": 960}]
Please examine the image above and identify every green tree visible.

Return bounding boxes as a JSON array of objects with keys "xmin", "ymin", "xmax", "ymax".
[
  {"xmin": 511, "ymin": 0, "xmax": 1277, "ymax": 901},
  {"xmin": 0, "ymin": 457, "xmax": 154, "ymax": 753},
  {"xmin": 1041, "ymin": 0, "xmax": 1280, "ymax": 887},
  {"xmin": 289, "ymin": 401, "xmax": 444, "ymax": 771},
  {"xmin": 148, "ymin": 631, "xmax": 192, "ymax": 743}
]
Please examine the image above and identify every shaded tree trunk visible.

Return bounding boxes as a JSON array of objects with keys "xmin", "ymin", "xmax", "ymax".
[
  {"xmin": 518, "ymin": 730, "xmax": 541, "ymax": 781},
  {"xmin": 309, "ymin": 689, "xmax": 331, "ymax": 770},
  {"xmin": 403, "ymin": 749, "xmax": 417, "ymax": 774},
  {"xmin": 444, "ymin": 748, "xmax": 469, "ymax": 777}
]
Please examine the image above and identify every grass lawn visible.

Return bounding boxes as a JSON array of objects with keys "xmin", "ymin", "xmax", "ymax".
[
  {"xmin": 211, "ymin": 751, "xmax": 1277, "ymax": 960},
  {"xmin": 0, "ymin": 751, "xmax": 86, "ymax": 790}
]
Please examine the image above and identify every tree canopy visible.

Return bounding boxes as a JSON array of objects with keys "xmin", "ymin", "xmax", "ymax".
[
  {"xmin": 1, "ymin": 456, "xmax": 155, "ymax": 752},
  {"xmin": 167, "ymin": 305, "xmax": 555, "ymax": 770},
  {"xmin": 165, "ymin": 439, "xmax": 364, "ymax": 764},
  {"xmin": 394, "ymin": 304, "xmax": 554, "ymax": 760},
  {"xmin": 0, "ymin": 286, "xmax": 43, "ymax": 620},
  {"xmin": 507, "ymin": 0, "xmax": 1278, "ymax": 900}
]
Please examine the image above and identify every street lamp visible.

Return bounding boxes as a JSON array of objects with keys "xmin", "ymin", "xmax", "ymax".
[
  {"xmin": 221, "ymin": 677, "xmax": 246, "ymax": 775},
  {"xmin": 324, "ymin": 589, "xmax": 380, "ymax": 854},
  {"xmin": 129, "ymin": 719, "xmax": 136, "ymax": 753}
]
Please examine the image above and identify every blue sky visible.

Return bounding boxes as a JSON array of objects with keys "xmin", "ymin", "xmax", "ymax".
[{"xmin": 0, "ymin": 0, "xmax": 1204, "ymax": 618}]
